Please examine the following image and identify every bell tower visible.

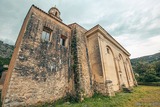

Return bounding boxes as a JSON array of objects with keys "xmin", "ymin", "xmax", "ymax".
[{"xmin": 48, "ymin": 6, "xmax": 62, "ymax": 21}]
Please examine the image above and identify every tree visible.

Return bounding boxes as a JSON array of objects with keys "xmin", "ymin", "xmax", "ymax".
[{"xmin": 154, "ymin": 61, "xmax": 160, "ymax": 77}]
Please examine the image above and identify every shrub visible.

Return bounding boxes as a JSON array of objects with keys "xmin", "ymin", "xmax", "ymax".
[{"xmin": 138, "ymin": 82, "xmax": 160, "ymax": 86}]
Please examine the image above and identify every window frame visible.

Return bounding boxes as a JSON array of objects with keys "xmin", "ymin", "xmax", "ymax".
[
  {"xmin": 107, "ymin": 48, "xmax": 110, "ymax": 54},
  {"xmin": 60, "ymin": 35, "xmax": 67, "ymax": 47},
  {"xmin": 41, "ymin": 27, "xmax": 52, "ymax": 42}
]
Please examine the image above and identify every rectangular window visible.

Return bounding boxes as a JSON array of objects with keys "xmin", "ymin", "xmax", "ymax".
[
  {"xmin": 60, "ymin": 35, "xmax": 67, "ymax": 46},
  {"xmin": 41, "ymin": 27, "xmax": 52, "ymax": 42},
  {"xmin": 42, "ymin": 31, "xmax": 50, "ymax": 41},
  {"xmin": 60, "ymin": 38, "xmax": 65, "ymax": 46}
]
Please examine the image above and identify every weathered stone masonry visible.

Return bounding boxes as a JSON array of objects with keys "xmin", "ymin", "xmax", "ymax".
[
  {"xmin": 69, "ymin": 24, "xmax": 93, "ymax": 101},
  {"xmin": 2, "ymin": 6, "xmax": 71, "ymax": 107},
  {"xmin": 2, "ymin": 5, "xmax": 137, "ymax": 107}
]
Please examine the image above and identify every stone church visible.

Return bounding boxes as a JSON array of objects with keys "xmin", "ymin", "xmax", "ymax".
[{"xmin": 2, "ymin": 5, "xmax": 137, "ymax": 107}]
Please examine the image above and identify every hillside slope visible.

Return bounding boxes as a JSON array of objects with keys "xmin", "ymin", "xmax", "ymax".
[
  {"xmin": 0, "ymin": 40, "xmax": 14, "ymax": 76},
  {"xmin": 131, "ymin": 52, "xmax": 160, "ymax": 82},
  {"xmin": 131, "ymin": 52, "xmax": 160, "ymax": 65},
  {"xmin": 0, "ymin": 40, "xmax": 14, "ymax": 58}
]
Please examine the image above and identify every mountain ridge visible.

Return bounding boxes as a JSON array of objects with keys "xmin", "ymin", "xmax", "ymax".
[{"xmin": 131, "ymin": 52, "xmax": 160, "ymax": 65}]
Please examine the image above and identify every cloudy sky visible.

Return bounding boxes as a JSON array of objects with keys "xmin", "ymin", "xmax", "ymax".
[{"xmin": 0, "ymin": 0, "xmax": 160, "ymax": 58}]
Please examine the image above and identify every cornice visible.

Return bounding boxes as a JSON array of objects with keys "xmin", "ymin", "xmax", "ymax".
[{"xmin": 85, "ymin": 25, "xmax": 131, "ymax": 56}]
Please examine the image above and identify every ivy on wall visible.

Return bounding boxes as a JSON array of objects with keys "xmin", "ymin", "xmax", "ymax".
[{"xmin": 71, "ymin": 28, "xmax": 81, "ymax": 102}]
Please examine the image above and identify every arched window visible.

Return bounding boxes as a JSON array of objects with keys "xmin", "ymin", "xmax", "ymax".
[
  {"xmin": 106, "ymin": 47, "xmax": 110, "ymax": 54},
  {"xmin": 55, "ymin": 12, "xmax": 58, "ymax": 17},
  {"xmin": 119, "ymin": 54, "xmax": 122, "ymax": 60}
]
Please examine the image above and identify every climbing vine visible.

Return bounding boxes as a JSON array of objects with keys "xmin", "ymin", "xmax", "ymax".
[{"xmin": 71, "ymin": 28, "xmax": 81, "ymax": 102}]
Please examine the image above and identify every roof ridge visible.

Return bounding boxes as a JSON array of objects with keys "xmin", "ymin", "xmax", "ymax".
[{"xmin": 68, "ymin": 23, "xmax": 87, "ymax": 31}]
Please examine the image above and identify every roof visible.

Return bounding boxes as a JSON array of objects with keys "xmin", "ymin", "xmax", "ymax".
[
  {"xmin": 30, "ymin": 5, "xmax": 130, "ymax": 56},
  {"xmin": 68, "ymin": 23, "xmax": 87, "ymax": 31},
  {"xmin": 31, "ymin": 5, "xmax": 70, "ymax": 29},
  {"xmin": 85, "ymin": 24, "xmax": 131, "ymax": 56}
]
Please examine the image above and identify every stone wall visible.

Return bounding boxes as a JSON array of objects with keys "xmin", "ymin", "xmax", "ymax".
[
  {"xmin": 98, "ymin": 34, "xmax": 120, "ymax": 91},
  {"xmin": 69, "ymin": 23, "xmax": 93, "ymax": 100},
  {"xmin": 86, "ymin": 25, "xmax": 136, "ymax": 95},
  {"xmin": 98, "ymin": 32, "xmax": 136, "ymax": 89},
  {"xmin": 2, "ymin": 8, "xmax": 71, "ymax": 107},
  {"xmin": 87, "ymin": 33, "xmax": 106, "ymax": 94},
  {"xmin": 119, "ymin": 54, "xmax": 129, "ymax": 87}
]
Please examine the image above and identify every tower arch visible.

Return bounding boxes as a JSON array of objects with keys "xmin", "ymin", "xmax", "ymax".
[{"xmin": 48, "ymin": 6, "xmax": 62, "ymax": 21}]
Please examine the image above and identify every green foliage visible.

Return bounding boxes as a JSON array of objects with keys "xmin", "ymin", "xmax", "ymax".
[
  {"xmin": 0, "ymin": 56, "xmax": 10, "ymax": 65},
  {"xmin": 131, "ymin": 53, "xmax": 160, "ymax": 83},
  {"xmin": 0, "ymin": 56, "xmax": 10, "ymax": 77},
  {"xmin": 143, "ymin": 73, "xmax": 160, "ymax": 82},
  {"xmin": 154, "ymin": 61, "xmax": 160, "ymax": 77},
  {"xmin": 70, "ymin": 29, "xmax": 81, "ymax": 102},
  {"xmin": 138, "ymin": 82, "xmax": 160, "ymax": 86}
]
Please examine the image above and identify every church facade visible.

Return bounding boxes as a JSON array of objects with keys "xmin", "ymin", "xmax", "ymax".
[{"xmin": 2, "ymin": 5, "xmax": 137, "ymax": 107}]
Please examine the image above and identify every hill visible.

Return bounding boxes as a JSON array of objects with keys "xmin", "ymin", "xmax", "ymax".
[
  {"xmin": 0, "ymin": 40, "xmax": 14, "ymax": 76},
  {"xmin": 131, "ymin": 52, "xmax": 160, "ymax": 65},
  {"xmin": 131, "ymin": 52, "xmax": 160, "ymax": 82},
  {"xmin": 0, "ymin": 40, "xmax": 14, "ymax": 59}
]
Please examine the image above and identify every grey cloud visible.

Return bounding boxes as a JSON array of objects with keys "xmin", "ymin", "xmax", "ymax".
[{"xmin": 0, "ymin": 0, "xmax": 160, "ymax": 58}]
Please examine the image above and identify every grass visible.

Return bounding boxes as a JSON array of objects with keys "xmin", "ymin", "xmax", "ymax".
[
  {"xmin": 54, "ymin": 86, "xmax": 160, "ymax": 107},
  {"xmin": 1, "ymin": 86, "xmax": 160, "ymax": 107}
]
